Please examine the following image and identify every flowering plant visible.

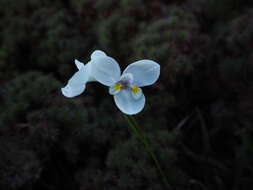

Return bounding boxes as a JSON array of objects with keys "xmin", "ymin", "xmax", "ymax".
[{"xmin": 61, "ymin": 50, "xmax": 169, "ymax": 188}]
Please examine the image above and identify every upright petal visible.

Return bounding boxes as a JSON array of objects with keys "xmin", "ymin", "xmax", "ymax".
[
  {"xmin": 114, "ymin": 89, "xmax": 145, "ymax": 115},
  {"xmin": 61, "ymin": 66, "xmax": 89, "ymax": 98},
  {"xmin": 123, "ymin": 60, "xmax": 160, "ymax": 87},
  {"xmin": 91, "ymin": 50, "xmax": 107, "ymax": 60},
  {"xmin": 91, "ymin": 56, "xmax": 121, "ymax": 86},
  {"xmin": 120, "ymin": 73, "xmax": 133, "ymax": 84}
]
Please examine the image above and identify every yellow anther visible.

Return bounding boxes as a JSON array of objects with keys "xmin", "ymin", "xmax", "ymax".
[
  {"xmin": 131, "ymin": 85, "xmax": 139, "ymax": 94},
  {"xmin": 114, "ymin": 83, "xmax": 123, "ymax": 91}
]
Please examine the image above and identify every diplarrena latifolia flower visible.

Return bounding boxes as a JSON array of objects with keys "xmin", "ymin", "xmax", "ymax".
[{"xmin": 61, "ymin": 50, "xmax": 160, "ymax": 115}]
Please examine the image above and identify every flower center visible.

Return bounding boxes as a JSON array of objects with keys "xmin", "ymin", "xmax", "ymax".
[
  {"xmin": 109, "ymin": 73, "xmax": 141, "ymax": 97},
  {"xmin": 117, "ymin": 80, "xmax": 131, "ymax": 89},
  {"xmin": 114, "ymin": 73, "xmax": 133, "ymax": 90}
]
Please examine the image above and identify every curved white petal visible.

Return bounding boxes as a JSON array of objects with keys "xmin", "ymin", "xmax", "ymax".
[
  {"xmin": 75, "ymin": 59, "xmax": 85, "ymax": 70},
  {"xmin": 114, "ymin": 89, "xmax": 145, "ymax": 115},
  {"xmin": 91, "ymin": 56, "xmax": 121, "ymax": 86},
  {"xmin": 91, "ymin": 50, "xmax": 107, "ymax": 60},
  {"xmin": 123, "ymin": 60, "xmax": 160, "ymax": 87},
  {"xmin": 61, "ymin": 66, "xmax": 89, "ymax": 98},
  {"xmin": 61, "ymin": 84, "xmax": 85, "ymax": 98}
]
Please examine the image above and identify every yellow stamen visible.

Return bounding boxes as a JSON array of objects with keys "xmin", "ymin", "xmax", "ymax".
[
  {"xmin": 131, "ymin": 85, "xmax": 139, "ymax": 94},
  {"xmin": 114, "ymin": 83, "xmax": 123, "ymax": 91}
]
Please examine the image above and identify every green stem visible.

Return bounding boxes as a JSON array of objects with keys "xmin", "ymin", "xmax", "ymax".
[{"xmin": 124, "ymin": 114, "xmax": 171, "ymax": 189}]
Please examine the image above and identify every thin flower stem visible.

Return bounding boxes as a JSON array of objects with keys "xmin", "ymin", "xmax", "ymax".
[{"xmin": 123, "ymin": 114, "xmax": 171, "ymax": 189}]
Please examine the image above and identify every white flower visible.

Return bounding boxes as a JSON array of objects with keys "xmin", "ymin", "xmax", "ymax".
[
  {"xmin": 61, "ymin": 50, "xmax": 160, "ymax": 115},
  {"xmin": 61, "ymin": 50, "xmax": 107, "ymax": 98}
]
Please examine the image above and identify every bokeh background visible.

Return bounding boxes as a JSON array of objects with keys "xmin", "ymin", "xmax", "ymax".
[{"xmin": 0, "ymin": 0, "xmax": 253, "ymax": 189}]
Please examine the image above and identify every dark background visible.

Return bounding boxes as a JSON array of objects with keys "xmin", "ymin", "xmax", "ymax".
[{"xmin": 0, "ymin": 0, "xmax": 253, "ymax": 189}]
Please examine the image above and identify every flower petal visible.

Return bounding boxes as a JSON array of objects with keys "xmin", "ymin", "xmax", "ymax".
[
  {"xmin": 75, "ymin": 59, "xmax": 85, "ymax": 70},
  {"xmin": 61, "ymin": 66, "xmax": 89, "ymax": 98},
  {"xmin": 91, "ymin": 56, "xmax": 121, "ymax": 86},
  {"xmin": 91, "ymin": 50, "xmax": 107, "ymax": 60},
  {"xmin": 61, "ymin": 84, "xmax": 86, "ymax": 98},
  {"xmin": 123, "ymin": 60, "xmax": 160, "ymax": 87},
  {"xmin": 114, "ymin": 89, "xmax": 145, "ymax": 115}
]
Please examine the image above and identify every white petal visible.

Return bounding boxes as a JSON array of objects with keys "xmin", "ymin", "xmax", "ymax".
[
  {"xmin": 123, "ymin": 60, "xmax": 160, "ymax": 87},
  {"xmin": 61, "ymin": 84, "xmax": 85, "ymax": 98},
  {"xmin": 75, "ymin": 59, "xmax": 85, "ymax": 70},
  {"xmin": 61, "ymin": 66, "xmax": 89, "ymax": 98},
  {"xmin": 91, "ymin": 50, "xmax": 107, "ymax": 60},
  {"xmin": 114, "ymin": 89, "xmax": 145, "ymax": 115},
  {"xmin": 91, "ymin": 56, "xmax": 121, "ymax": 86},
  {"xmin": 85, "ymin": 61, "xmax": 96, "ymax": 82}
]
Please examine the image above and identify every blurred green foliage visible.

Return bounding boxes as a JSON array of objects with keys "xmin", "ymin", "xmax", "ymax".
[{"xmin": 0, "ymin": 0, "xmax": 253, "ymax": 189}]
